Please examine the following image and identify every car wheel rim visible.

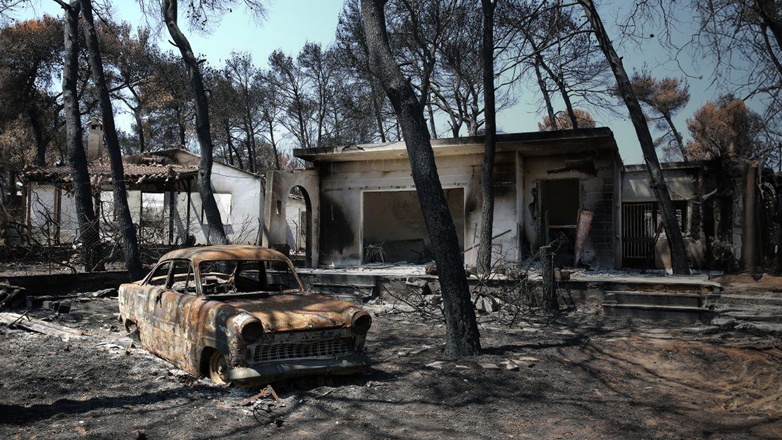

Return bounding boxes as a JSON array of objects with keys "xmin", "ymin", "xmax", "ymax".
[{"xmin": 209, "ymin": 351, "xmax": 229, "ymax": 386}]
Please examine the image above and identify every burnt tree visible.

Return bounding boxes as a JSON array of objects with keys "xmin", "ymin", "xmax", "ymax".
[
  {"xmin": 56, "ymin": 0, "xmax": 102, "ymax": 272},
  {"xmin": 477, "ymin": 0, "xmax": 497, "ymax": 274},
  {"xmin": 578, "ymin": 0, "xmax": 689, "ymax": 274},
  {"xmin": 360, "ymin": 0, "xmax": 481, "ymax": 356},
  {"xmin": 80, "ymin": 0, "xmax": 144, "ymax": 280},
  {"xmin": 161, "ymin": 0, "xmax": 229, "ymax": 245}
]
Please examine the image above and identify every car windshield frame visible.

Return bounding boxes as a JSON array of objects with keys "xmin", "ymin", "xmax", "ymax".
[{"xmin": 194, "ymin": 258, "xmax": 305, "ymax": 298}]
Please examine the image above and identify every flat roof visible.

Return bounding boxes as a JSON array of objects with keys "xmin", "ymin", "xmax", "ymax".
[
  {"xmin": 294, "ymin": 128, "xmax": 620, "ymax": 162},
  {"xmin": 623, "ymin": 160, "xmax": 712, "ymax": 172}
]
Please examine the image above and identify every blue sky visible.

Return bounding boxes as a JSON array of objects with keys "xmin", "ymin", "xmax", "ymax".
[{"xmin": 14, "ymin": 0, "xmax": 760, "ymax": 165}]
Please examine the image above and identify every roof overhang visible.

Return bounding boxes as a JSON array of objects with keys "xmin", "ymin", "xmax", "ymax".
[{"xmin": 294, "ymin": 128, "xmax": 620, "ymax": 162}]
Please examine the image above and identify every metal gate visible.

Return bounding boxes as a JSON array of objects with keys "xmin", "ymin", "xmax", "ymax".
[{"xmin": 622, "ymin": 203, "xmax": 655, "ymax": 260}]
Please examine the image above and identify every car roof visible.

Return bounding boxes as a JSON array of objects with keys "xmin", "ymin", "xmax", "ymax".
[{"xmin": 159, "ymin": 245, "xmax": 291, "ymax": 266}]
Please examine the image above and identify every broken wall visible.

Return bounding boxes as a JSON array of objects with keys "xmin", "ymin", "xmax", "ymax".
[
  {"xmin": 27, "ymin": 183, "xmax": 78, "ymax": 243},
  {"xmin": 521, "ymin": 153, "xmax": 620, "ymax": 269},
  {"xmin": 263, "ymin": 169, "xmax": 320, "ymax": 267},
  {"xmin": 622, "ymin": 163, "xmax": 707, "ymax": 269},
  {"xmin": 165, "ymin": 162, "xmax": 263, "ymax": 245},
  {"xmin": 317, "ymin": 152, "xmax": 519, "ymax": 267}
]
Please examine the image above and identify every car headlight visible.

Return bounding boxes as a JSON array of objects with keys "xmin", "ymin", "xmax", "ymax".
[
  {"xmin": 351, "ymin": 311, "xmax": 372, "ymax": 334},
  {"xmin": 232, "ymin": 313, "xmax": 264, "ymax": 342},
  {"xmin": 241, "ymin": 321, "xmax": 264, "ymax": 342}
]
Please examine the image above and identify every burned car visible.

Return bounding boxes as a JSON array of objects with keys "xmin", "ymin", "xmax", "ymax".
[{"xmin": 118, "ymin": 245, "xmax": 372, "ymax": 386}]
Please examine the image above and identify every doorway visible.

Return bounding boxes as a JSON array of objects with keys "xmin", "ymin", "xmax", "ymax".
[
  {"xmin": 539, "ymin": 179, "xmax": 580, "ymax": 265},
  {"xmin": 287, "ymin": 186, "xmax": 312, "ymax": 267}
]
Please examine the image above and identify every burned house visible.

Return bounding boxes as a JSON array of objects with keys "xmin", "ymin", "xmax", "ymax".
[
  {"xmin": 20, "ymin": 121, "xmax": 264, "ymax": 254},
  {"xmin": 265, "ymin": 128, "xmax": 624, "ymax": 269},
  {"xmin": 265, "ymin": 128, "xmax": 773, "ymax": 273},
  {"xmin": 622, "ymin": 158, "xmax": 772, "ymax": 272},
  {"xmin": 19, "ymin": 119, "xmax": 768, "ymax": 273}
]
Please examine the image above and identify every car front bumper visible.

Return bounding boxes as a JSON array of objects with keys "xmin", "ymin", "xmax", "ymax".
[{"xmin": 226, "ymin": 353, "xmax": 370, "ymax": 385}]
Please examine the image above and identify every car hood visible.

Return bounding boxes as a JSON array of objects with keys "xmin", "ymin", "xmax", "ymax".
[{"xmin": 228, "ymin": 293, "xmax": 362, "ymax": 333}]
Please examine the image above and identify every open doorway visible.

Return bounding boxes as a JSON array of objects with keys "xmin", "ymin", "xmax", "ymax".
[
  {"xmin": 539, "ymin": 179, "xmax": 580, "ymax": 266},
  {"xmin": 362, "ymin": 188, "xmax": 464, "ymax": 264},
  {"xmin": 286, "ymin": 186, "xmax": 312, "ymax": 267}
]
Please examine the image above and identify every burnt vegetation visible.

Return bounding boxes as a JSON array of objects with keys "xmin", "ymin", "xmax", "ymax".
[{"xmin": 0, "ymin": 0, "xmax": 780, "ymax": 436}]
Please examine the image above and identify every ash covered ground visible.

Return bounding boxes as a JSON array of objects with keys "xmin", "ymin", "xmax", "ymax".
[{"xmin": 1, "ymin": 296, "xmax": 781, "ymax": 439}]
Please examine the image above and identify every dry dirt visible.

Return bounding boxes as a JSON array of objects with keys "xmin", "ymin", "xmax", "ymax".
[{"xmin": 1, "ymin": 297, "xmax": 781, "ymax": 439}]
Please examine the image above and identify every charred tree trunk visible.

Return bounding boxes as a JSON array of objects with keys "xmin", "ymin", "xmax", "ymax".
[
  {"xmin": 133, "ymin": 107, "xmax": 146, "ymax": 153},
  {"xmin": 757, "ymin": 0, "xmax": 782, "ymax": 51},
  {"xmin": 177, "ymin": 115, "xmax": 186, "ymax": 147},
  {"xmin": 162, "ymin": 0, "xmax": 228, "ymax": 245},
  {"xmin": 558, "ymin": 76, "xmax": 579, "ymax": 129},
  {"xmin": 370, "ymin": 81, "xmax": 387, "ymax": 142},
  {"xmin": 579, "ymin": 0, "xmax": 689, "ymax": 274},
  {"xmin": 524, "ymin": 29, "xmax": 575, "ymax": 129},
  {"xmin": 224, "ymin": 120, "xmax": 244, "ymax": 170},
  {"xmin": 80, "ymin": 0, "xmax": 143, "ymax": 280},
  {"xmin": 662, "ymin": 112, "xmax": 687, "ymax": 161},
  {"xmin": 533, "ymin": 59, "xmax": 557, "ymax": 129},
  {"xmin": 477, "ymin": 0, "xmax": 497, "ymax": 275},
  {"xmin": 242, "ymin": 118, "xmax": 256, "ymax": 173},
  {"xmin": 268, "ymin": 123, "xmax": 281, "ymax": 171},
  {"xmin": 30, "ymin": 108, "xmax": 48, "ymax": 167},
  {"xmin": 361, "ymin": 0, "xmax": 481, "ymax": 356},
  {"xmin": 426, "ymin": 97, "xmax": 438, "ymax": 139},
  {"xmin": 61, "ymin": 0, "xmax": 102, "ymax": 272}
]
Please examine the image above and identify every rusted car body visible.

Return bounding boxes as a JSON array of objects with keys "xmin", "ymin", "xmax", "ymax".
[{"xmin": 118, "ymin": 245, "xmax": 371, "ymax": 386}]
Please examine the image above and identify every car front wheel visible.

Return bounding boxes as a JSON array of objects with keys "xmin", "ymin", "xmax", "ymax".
[{"xmin": 208, "ymin": 350, "xmax": 230, "ymax": 386}]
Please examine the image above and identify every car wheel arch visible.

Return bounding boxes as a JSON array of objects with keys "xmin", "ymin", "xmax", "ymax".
[
  {"xmin": 124, "ymin": 319, "xmax": 141, "ymax": 343},
  {"xmin": 199, "ymin": 346, "xmax": 222, "ymax": 376}
]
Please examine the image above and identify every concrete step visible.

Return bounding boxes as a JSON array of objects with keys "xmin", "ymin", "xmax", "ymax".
[
  {"xmin": 298, "ymin": 273, "xmax": 377, "ymax": 302},
  {"xmin": 604, "ymin": 290, "xmax": 713, "ymax": 308},
  {"xmin": 716, "ymin": 292, "xmax": 782, "ymax": 307},
  {"xmin": 603, "ymin": 303, "xmax": 718, "ymax": 323},
  {"xmin": 603, "ymin": 281, "xmax": 720, "ymax": 294},
  {"xmin": 570, "ymin": 274, "xmax": 722, "ymax": 294}
]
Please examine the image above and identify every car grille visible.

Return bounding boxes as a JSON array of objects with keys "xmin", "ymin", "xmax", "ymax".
[{"xmin": 250, "ymin": 338, "xmax": 353, "ymax": 363}]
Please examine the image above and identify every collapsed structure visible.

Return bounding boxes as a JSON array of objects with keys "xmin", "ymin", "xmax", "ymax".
[
  {"xmin": 16, "ymin": 123, "xmax": 776, "ymax": 272},
  {"xmin": 17, "ymin": 120, "xmax": 263, "ymax": 263}
]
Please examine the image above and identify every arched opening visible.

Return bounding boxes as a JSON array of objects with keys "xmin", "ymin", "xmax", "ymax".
[{"xmin": 286, "ymin": 186, "xmax": 313, "ymax": 267}]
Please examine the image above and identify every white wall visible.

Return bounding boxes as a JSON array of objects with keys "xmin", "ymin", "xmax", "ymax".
[
  {"xmin": 171, "ymin": 162, "xmax": 263, "ymax": 245},
  {"xmin": 28, "ymin": 184, "xmax": 78, "ymax": 243}
]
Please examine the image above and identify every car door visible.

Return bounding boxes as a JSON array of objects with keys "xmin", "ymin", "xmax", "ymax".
[
  {"xmin": 139, "ymin": 261, "xmax": 172, "ymax": 355},
  {"xmin": 164, "ymin": 259, "xmax": 202, "ymax": 368}
]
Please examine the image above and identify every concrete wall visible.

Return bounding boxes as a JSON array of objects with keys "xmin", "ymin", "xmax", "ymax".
[
  {"xmin": 312, "ymin": 149, "xmax": 619, "ymax": 268},
  {"xmin": 519, "ymin": 153, "xmax": 620, "ymax": 269},
  {"xmin": 170, "ymin": 162, "xmax": 263, "ymax": 245},
  {"xmin": 622, "ymin": 168, "xmax": 698, "ymax": 202},
  {"xmin": 314, "ymin": 152, "xmax": 518, "ymax": 267},
  {"xmin": 621, "ymin": 166, "xmax": 705, "ymax": 269},
  {"xmin": 28, "ymin": 184, "xmax": 78, "ymax": 243},
  {"xmin": 263, "ymin": 169, "xmax": 320, "ymax": 267}
]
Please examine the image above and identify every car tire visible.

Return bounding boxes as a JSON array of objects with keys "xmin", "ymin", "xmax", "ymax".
[{"xmin": 208, "ymin": 350, "xmax": 231, "ymax": 386}]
